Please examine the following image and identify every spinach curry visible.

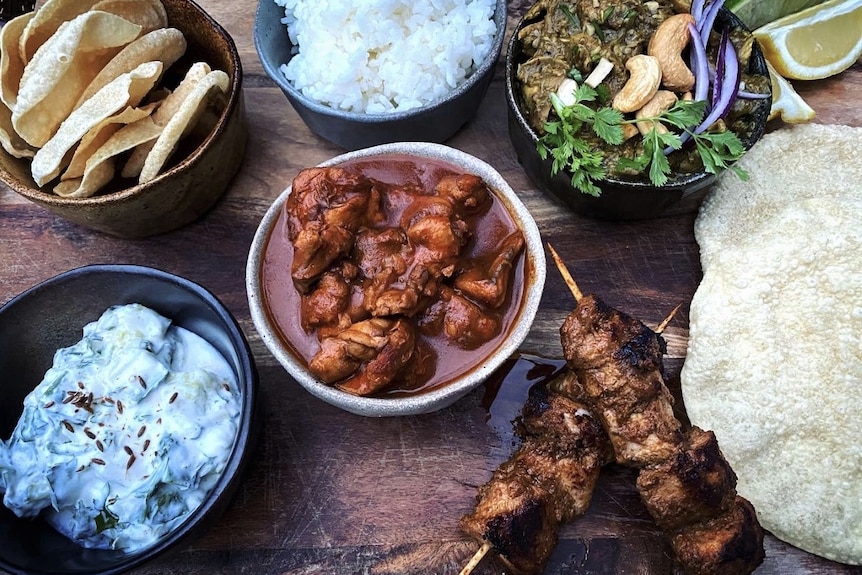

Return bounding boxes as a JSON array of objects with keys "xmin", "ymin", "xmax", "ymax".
[{"xmin": 515, "ymin": 0, "xmax": 770, "ymax": 179}]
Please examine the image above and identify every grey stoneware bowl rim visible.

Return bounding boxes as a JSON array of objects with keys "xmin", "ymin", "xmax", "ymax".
[
  {"xmin": 0, "ymin": 263, "xmax": 259, "ymax": 575},
  {"xmin": 246, "ymin": 141, "xmax": 546, "ymax": 417},
  {"xmin": 0, "ymin": 0, "xmax": 244, "ymax": 206},
  {"xmin": 504, "ymin": 6, "xmax": 771, "ymax": 218},
  {"xmin": 253, "ymin": 0, "xmax": 507, "ymax": 125}
]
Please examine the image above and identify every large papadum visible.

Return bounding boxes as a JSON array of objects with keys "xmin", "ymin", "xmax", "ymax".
[
  {"xmin": 12, "ymin": 10, "xmax": 142, "ymax": 147},
  {"xmin": 681, "ymin": 124, "xmax": 862, "ymax": 565}
]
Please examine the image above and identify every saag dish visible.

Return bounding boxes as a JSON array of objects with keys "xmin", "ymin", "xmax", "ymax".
[{"xmin": 515, "ymin": 0, "xmax": 771, "ymax": 195}]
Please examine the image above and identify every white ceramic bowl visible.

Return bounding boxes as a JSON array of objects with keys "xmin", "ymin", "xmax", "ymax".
[{"xmin": 246, "ymin": 142, "xmax": 545, "ymax": 417}]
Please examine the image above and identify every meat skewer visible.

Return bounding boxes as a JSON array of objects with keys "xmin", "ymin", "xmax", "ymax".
[
  {"xmin": 550, "ymin": 245, "xmax": 765, "ymax": 575},
  {"xmin": 459, "ymin": 376, "xmax": 611, "ymax": 575}
]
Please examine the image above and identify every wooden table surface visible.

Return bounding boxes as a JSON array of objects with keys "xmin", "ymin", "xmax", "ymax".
[{"xmin": 1, "ymin": 1, "xmax": 860, "ymax": 574}]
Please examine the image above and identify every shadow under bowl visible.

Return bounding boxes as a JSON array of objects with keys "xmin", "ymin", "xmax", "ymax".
[
  {"xmin": 253, "ymin": 0, "xmax": 507, "ymax": 151},
  {"xmin": 0, "ymin": 264, "xmax": 259, "ymax": 575},
  {"xmin": 246, "ymin": 142, "xmax": 546, "ymax": 417},
  {"xmin": 505, "ymin": 7, "xmax": 771, "ymax": 220},
  {"xmin": 0, "ymin": 0, "xmax": 248, "ymax": 238}
]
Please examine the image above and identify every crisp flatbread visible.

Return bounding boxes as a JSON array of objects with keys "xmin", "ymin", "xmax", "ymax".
[{"xmin": 681, "ymin": 124, "xmax": 862, "ymax": 566}]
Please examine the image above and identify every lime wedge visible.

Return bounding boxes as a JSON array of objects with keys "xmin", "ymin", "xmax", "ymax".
[{"xmin": 725, "ymin": 0, "xmax": 829, "ymax": 28}]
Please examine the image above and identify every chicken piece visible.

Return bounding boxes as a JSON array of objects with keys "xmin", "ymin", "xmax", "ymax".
[
  {"xmin": 637, "ymin": 427, "xmax": 738, "ymax": 532},
  {"xmin": 286, "ymin": 167, "xmax": 383, "ymax": 292},
  {"xmin": 407, "ymin": 214, "xmax": 467, "ymax": 262},
  {"xmin": 435, "ymin": 173, "xmax": 490, "ymax": 215},
  {"xmin": 307, "ymin": 318, "xmax": 395, "ymax": 384},
  {"xmin": 454, "ymin": 230, "xmax": 525, "ymax": 308},
  {"xmin": 301, "ymin": 268, "xmax": 350, "ymax": 332},
  {"xmin": 560, "ymin": 294, "xmax": 681, "ymax": 466},
  {"xmin": 670, "ymin": 496, "xmax": 765, "ymax": 575},
  {"xmin": 290, "ymin": 223, "xmax": 354, "ymax": 294},
  {"xmin": 459, "ymin": 454, "xmax": 559, "ymax": 575},
  {"xmin": 419, "ymin": 286, "xmax": 500, "ymax": 349},
  {"xmin": 353, "ymin": 227, "xmax": 424, "ymax": 317},
  {"xmin": 336, "ymin": 319, "xmax": 416, "ymax": 396},
  {"xmin": 518, "ymin": 383, "xmax": 612, "ymax": 521},
  {"xmin": 460, "ymin": 380, "xmax": 609, "ymax": 575},
  {"xmin": 285, "ymin": 167, "xmax": 381, "ymax": 237},
  {"xmin": 301, "ymin": 263, "xmax": 366, "ymax": 336}
]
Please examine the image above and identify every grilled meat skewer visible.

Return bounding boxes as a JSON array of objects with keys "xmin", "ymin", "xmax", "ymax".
[
  {"xmin": 559, "ymin": 292, "xmax": 765, "ymax": 575},
  {"xmin": 459, "ymin": 379, "xmax": 611, "ymax": 575}
]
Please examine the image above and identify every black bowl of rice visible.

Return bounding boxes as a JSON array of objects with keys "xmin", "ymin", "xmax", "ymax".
[{"xmin": 254, "ymin": 0, "xmax": 506, "ymax": 151}]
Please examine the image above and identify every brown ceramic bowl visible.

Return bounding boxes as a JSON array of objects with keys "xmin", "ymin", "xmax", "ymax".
[{"xmin": 0, "ymin": 0, "xmax": 247, "ymax": 238}]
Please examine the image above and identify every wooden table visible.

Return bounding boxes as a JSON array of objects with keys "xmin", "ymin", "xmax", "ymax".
[{"xmin": 1, "ymin": 2, "xmax": 860, "ymax": 574}]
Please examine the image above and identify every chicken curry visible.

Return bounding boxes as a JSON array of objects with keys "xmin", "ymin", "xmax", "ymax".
[{"xmin": 260, "ymin": 155, "xmax": 526, "ymax": 398}]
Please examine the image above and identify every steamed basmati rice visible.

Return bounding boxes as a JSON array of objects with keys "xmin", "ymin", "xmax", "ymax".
[{"xmin": 274, "ymin": 0, "xmax": 497, "ymax": 114}]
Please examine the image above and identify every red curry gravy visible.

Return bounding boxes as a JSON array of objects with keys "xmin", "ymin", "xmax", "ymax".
[{"xmin": 260, "ymin": 154, "xmax": 527, "ymax": 397}]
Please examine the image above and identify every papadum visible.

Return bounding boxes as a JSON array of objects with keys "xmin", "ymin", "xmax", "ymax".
[
  {"xmin": 0, "ymin": 12, "xmax": 33, "ymax": 109},
  {"xmin": 681, "ymin": 124, "xmax": 862, "ymax": 565},
  {"xmin": 12, "ymin": 10, "xmax": 142, "ymax": 147},
  {"xmin": 30, "ymin": 60, "xmax": 162, "ymax": 186},
  {"xmin": 55, "ymin": 116, "xmax": 161, "ymax": 198}
]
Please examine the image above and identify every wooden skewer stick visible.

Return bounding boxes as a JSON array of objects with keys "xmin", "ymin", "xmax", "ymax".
[
  {"xmin": 547, "ymin": 243, "xmax": 582, "ymax": 301},
  {"xmin": 655, "ymin": 302, "xmax": 683, "ymax": 335},
  {"xmin": 459, "ymin": 541, "xmax": 492, "ymax": 575}
]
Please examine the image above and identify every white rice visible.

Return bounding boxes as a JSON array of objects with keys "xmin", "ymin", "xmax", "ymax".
[{"xmin": 273, "ymin": 0, "xmax": 497, "ymax": 114}]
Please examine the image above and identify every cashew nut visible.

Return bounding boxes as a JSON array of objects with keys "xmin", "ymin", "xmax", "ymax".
[
  {"xmin": 611, "ymin": 54, "xmax": 661, "ymax": 113},
  {"xmin": 621, "ymin": 123, "xmax": 640, "ymax": 142},
  {"xmin": 648, "ymin": 13, "xmax": 696, "ymax": 92},
  {"xmin": 635, "ymin": 90, "xmax": 678, "ymax": 136}
]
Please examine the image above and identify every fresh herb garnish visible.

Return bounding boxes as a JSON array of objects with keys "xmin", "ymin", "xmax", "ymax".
[
  {"xmin": 95, "ymin": 506, "xmax": 119, "ymax": 534},
  {"xmin": 537, "ymin": 85, "xmax": 748, "ymax": 194},
  {"xmin": 537, "ymin": 86, "xmax": 624, "ymax": 196}
]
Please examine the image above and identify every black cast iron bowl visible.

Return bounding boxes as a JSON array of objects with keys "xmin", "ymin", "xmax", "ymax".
[
  {"xmin": 505, "ymin": 7, "xmax": 771, "ymax": 220},
  {"xmin": 0, "ymin": 264, "xmax": 259, "ymax": 575},
  {"xmin": 254, "ymin": 0, "xmax": 506, "ymax": 151}
]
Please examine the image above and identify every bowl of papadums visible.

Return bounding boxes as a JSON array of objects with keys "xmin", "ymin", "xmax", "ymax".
[{"xmin": 0, "ymin": 0, "xmax": 246, "ymax": 238}]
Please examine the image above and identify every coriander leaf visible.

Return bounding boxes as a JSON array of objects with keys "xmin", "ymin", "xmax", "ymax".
[
  {"xmin": 662, "ymin": 100, "xmax": 706, "ymax": 130},
  {"xmin": 593, "ymin": 107, "xmax": 625, "ymax": 144}
]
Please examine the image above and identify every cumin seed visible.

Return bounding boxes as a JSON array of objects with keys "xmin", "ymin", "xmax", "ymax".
[
  {"xmin": 143, "ymin": 439, "xmax": 150, "ymax": 452},
  {"xmin": 92, "ymin": 458, "xmax": 106, "ymax": 466},
  {"xmin": 96, "ymin": 440, "xmax": 104, "ymax": 452},
  {"xmin": 126, "ymin": 454, "xmax": 136, "ymax": 470},
  {"xmin": 124, "ymin": 445, "xmax": 133, "ymax": 456},
  {"xmin": 44, "ymin": 401, "xmax": 55, "ymax": 408},
  {"xmin": 117, "ymin": 400, "xmax": 124, "ymax": 414},
  {"xmin": 136, "ymin": 375, "xmax": 147, "ymax": 389},
  {"xmin": 62, "ymin": 420, "xmax": 74, "ymax": 432},
  {"xmin": 84, "ymin": 428, "xmax": 96, "ymax": 439},
  {"xmin": 169, "ymin": 392, "xmax": 178, "ymax": 404},
  {"xmin": 137, "ymin": 425, "xmax": 146, "ymax": 437}
]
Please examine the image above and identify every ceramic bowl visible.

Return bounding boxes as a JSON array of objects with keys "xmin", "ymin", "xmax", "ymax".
[
  {"xmin": 505, "ymin": 7, "xmax": 771, "ymax": 220},
  {"xmin": 0, "ymin": 0, "xmax": 248, "ymax": 238},
  {"xmin": 246, "ymin": 142, "xmax": 546, "ymax": 417},
  {"xmin": 0, "ymin": 264, "xmax": 259, "ymax": 575},
  {"xmin": 253, "ymin": 0, "xmax": 507, "ymax": 151}
]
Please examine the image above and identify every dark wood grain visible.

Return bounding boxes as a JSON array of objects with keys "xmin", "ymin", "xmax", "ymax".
[{"xmin": 1, "ymin": 2, "xmax": 860, "ymax": 574}]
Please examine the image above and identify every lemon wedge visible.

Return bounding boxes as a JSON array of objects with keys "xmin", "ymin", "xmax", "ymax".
[
  {"xmin": 765, "ymin": 60, "xmax": 817, "ymax": 122},
  {"xmin": 754, "ymin": 0, "xmax": 862, "ymax": 80}
]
